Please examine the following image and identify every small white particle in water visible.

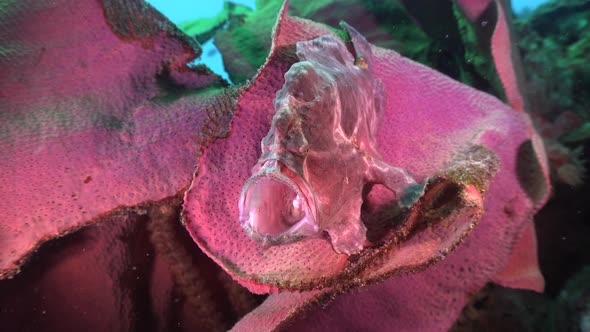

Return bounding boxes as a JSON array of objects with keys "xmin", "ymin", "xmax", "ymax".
[
  {"xmin": 292, "ymin": 196, "xmax": 301, "ymax": 210},
  {"xmin": 481, "ymin": 20, "xmax": 488, "ymax": 27},
  {"xmin": 42, "ymin": 310, "xmax": 46, "ymax": 315}
]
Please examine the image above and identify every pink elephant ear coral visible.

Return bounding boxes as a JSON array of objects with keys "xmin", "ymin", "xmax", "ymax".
[
  {"xmin": 182, "ymin": 0, "xmax": 495, "ymax": 295},
  {"xmin": 457, "ymin": 0, "xmax": 526, "ymax": 112},
  {"xmin": 0, "ymin": 0, "xmax": 230, "ymax": 278},
  {"xmin": 184, "ymin": 1, "xmax": 551, "ymax": 331},
  {"xmin": 456, "ymin": 0, "xmax": 552, "ymax": 290}
]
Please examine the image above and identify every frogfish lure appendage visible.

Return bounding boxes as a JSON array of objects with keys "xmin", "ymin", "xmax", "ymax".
[{"xmin": 238, "ymin": 24, "xmax": 418, "ymax": 255}]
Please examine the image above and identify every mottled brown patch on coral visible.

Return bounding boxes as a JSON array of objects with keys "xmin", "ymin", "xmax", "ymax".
[{"xmin": 517, "ymin": 140, "xmax": 549, "ymax": 205}]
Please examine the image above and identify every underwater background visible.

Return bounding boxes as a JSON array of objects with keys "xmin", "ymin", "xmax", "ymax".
[
  {"xmin": 145, "ymin": 0, "xmax": 553, "ymax": 82},
  {"xmin": 0, "ymin": 0, "xmax": 589, "ymax": 331}
]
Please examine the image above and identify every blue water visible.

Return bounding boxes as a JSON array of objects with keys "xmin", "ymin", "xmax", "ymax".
[
  {"xmin": 146, "ymin": 0, "xmax": 256, "ymax": 24},
  {"xmin": 145, "ymin": 0, "xmax": 548, "ymax": 82},
  {"xmin": 146, "ymin": 0, "xmax": 549, "ymax": 22},
  {"xmin": 146, "ymin": 0, "xmax": 256, "ymax": 82},
  {"xmin": 513, "ymin": 0, "xmax": 550, "ymax": 12}
]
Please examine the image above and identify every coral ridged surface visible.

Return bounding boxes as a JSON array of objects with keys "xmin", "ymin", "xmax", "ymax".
[{"xmin": 0, "ymin": 0, "xmax": 224, "ymax": 278}]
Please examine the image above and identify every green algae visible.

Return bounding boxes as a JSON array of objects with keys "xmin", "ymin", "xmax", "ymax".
[
  {"xmin": 516, "ymin": 0, "xmax": 590, "ymax": 114},
  {"xmin": 562, "ymin": 122, "xmax": 590, "ymax": 143},
  {"xmin": 178, "ymin": 2, "xmax": 252, "ymax": 44}
]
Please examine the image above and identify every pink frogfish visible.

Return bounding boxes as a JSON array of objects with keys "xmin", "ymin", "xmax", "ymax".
[{"xmin": 239, "ymin": 24, "xmax": 422, "ymax": 255}]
